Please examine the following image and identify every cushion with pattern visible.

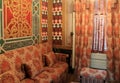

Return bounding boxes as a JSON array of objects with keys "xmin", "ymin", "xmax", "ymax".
[
  {"xmin": 44, "ymin": 51, "xmax": 57, "ymax": 67},
  {"xmin": 0, "ymin": 71, "xmax": 20, "ymax": 83}
]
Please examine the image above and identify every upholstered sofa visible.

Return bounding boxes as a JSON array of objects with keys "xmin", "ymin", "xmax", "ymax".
[{"xmin": 0, "ymin": 42, "xmax": 68, "ymax": 83}]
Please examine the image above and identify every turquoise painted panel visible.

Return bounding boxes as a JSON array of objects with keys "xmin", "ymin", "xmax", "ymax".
[
  {"xmin": 0, "ymin": 39, "xmax": 4, "ymax": 46},
  {"xmin": 0, "ymin": 0, "xmax": 2, "ymax": 9},
  {"xmin": 3, "ymin": 40, "xmax": 33, "ymax": 51},
  {"xmin": 32, "ymin": 0, "xmax": 40, "ymax": 43}
]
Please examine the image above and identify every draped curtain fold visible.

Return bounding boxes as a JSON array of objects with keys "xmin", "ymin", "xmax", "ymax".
[
  {"xmin": 74, "ymin": 0, "xmax": 93, "ymax": 77},
  {"xmin": 74, "ymin": 0, "xmax": 120, "ymax": 81}
]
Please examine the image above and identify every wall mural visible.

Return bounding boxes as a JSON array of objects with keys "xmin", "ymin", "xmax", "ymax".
[
  {"xmin": 4, "ymin": 0, "xmax": 32, "ymax": 38},
  {"xmin": 0, "ymin": 0, "xmax": 40, "ymax": 54}
]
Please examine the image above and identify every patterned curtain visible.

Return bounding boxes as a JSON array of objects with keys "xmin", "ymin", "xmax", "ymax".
[
  {"xmin": 74, "ymin": 0, "xmax": 93, "ymax": 77},
  {"xmin": 107, "ymin": 0, "xmax": 120, "ymax": 80},
  {"xmin": 105, "ymin": 0, "xmax": 120, "ymax": 81},
  {"xmin": 75, "ymin": 0, "xmax": 120, "ymax": 81}
]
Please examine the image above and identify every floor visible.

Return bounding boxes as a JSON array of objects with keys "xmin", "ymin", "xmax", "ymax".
[
  {"xmin": 67, "ymin": 73, "xmax": 80, "ymax": 83},
  {"xmin": 108, "ymin": 81, "xmax": 120, "ymax": 83}
]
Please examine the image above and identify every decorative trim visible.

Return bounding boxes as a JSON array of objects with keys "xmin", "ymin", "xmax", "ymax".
[
  {"xmin": 3, "ymin": 39, "xmax": 33, "ymax": 51},
  {"xmin": 0, "ymin": 0, "xmax": 2, "ymax": 9},
  {"xmin": 32, "ymin": 0, "xmax": 40, "ymax": 43}
]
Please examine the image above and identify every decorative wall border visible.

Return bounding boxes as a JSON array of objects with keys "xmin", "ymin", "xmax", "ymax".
[
  {"xmin": 3, "ymin": 38, "xmax": 33, "ymax": 51},
  {"xmin": 32, "ymin": 0, "xmax": 40, "ymax": 43}
]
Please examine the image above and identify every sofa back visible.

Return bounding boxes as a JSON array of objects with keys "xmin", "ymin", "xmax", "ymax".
[
  {"xmin": 0, "ymin": 51, "xmax": 22, "ymax": 82},
  {"xmin": 41, "ymin": 42, "xmax": 52, "ymax": 55}
]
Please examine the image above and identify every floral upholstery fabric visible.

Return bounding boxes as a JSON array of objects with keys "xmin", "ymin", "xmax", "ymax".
[
  {"xmin": 80, "ymin": 67, "xmax": 107, "ymax": 80},
  {"xmin": 53, "ymin": 62, "xmax": 68, "ymax": 72},
  {"xmin": 41, "ymin": 42, "xmax": 47, "ymax": 55},
  {"xmin": 44, "ymin": 51, "xmax": 57, "ymax": 67},
  {"xmin": 43, "ymin": 68, "xmax": 59, "ymax": 82},
  {"xmin": 41, "ymin": 62, "xmax": 68, "ymax": 83},
  {"xmin": 3, "ymin": 50, "xmax": 25, "ymax": 80},
  {"xmin": 34, "ymin": 71, "xmax": 53, "ymax": 83},
  {"xmin": 0, "ymin": 71, "xmax": 20, "ymax": 83},
  {"xmin": 55, "ymin": 53, "xmax": 68, "ymax": 62},
  {"xmin": 46, "ymin": 42, "xmax": 52, "ymax": 53},
  {"xmin": 0, "ymin": 55, "xmax": 12, "ymax": 74},
  {"xmin": 20, "ymin": 45, "xmax": 43, "ymax": 78},
  {"xmin": 0, "ymin": 42, "xmax": 68, "ymax": 83},
  {"xmin": 21, "ymin": 78, "xmax": 36, "ymax": 83}
]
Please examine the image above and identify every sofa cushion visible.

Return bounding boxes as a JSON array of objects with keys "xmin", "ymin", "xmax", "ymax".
[
  {"xmin": 33, "ymin": 71, "xmax": 53, "ymax": 83},
  {"xmin": 42, "ymin": 67, "xmax": 60, "ymax": 81},
  {"xmin": 41, "ymin": 66, "xmax": 68, "ymax": 83},
  {"xmin": 23, "ymin": 46, "xmax": 43, "ymax": 78},
  {"xmin": 44, "ymin": 51, "xmax": 57, "ymax": 67},
  {"xmin": 51, "ymin": 62, "xmax": 68, "ymax": 75},
  {"xmin": 0, "ymin": 58, "xmax": 11, "ymax": 74},
  {"xmin": 24, "ymin": 57, "xmax": 39, "ymax": 78},
  {"xmin": 0, "ymin": 71, "xmax": 20, "ymax": 83},
  {"xmin": 41, "ymin": 43, "xmax": 47, "ymax": 55},
  {"xmin": 46, "ymin": 42, "xmax": 52, "ymax": 52},
  {"xmin": 53, "ymin": 62, "xmax": 68, "ymax": 71},
  {"xmin": 21, "ymin": 78, "xmax": 36, "ymax": 83},
  {"xmin": 42, "ymin": 55, "xmax": 48, "ymax": 67},
  {"xmin": 3, "ymin": 50, "xmax": 25, "ymax": 81},
  {"xmin": 21, "ymin": 64, "xmax": 32, "ymax": 78}
]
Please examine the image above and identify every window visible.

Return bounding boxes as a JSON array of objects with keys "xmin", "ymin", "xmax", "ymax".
[{"xmin": 92, "ymin": 0, "xmax": 107, "ymax": 52}]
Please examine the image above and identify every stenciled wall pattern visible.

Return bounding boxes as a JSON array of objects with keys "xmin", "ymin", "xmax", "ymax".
[
  {"xmin": 0, "ymin": 0, "xmax": 40, "ymax": 54},
  {"xmin": 41, "ymin": 0, "xmax": 48, "ymax": 42},
  {"xmin": 52, "ymin": 0, "xmax": 62, "ymax": 45}
]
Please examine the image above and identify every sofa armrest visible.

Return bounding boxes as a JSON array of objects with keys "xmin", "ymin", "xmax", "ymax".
[{"xmin": 54, "ymin": 53, "xmax": 69, "ymax": 62}]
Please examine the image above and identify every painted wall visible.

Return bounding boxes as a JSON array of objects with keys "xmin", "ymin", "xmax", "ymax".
[
  {"xmin": 0, "ymin": 0, "xmax": 42, "ymax": 53},
  {"xmin": 65, "ymin": 0, "xmax": 73, "ymax": 47}
]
